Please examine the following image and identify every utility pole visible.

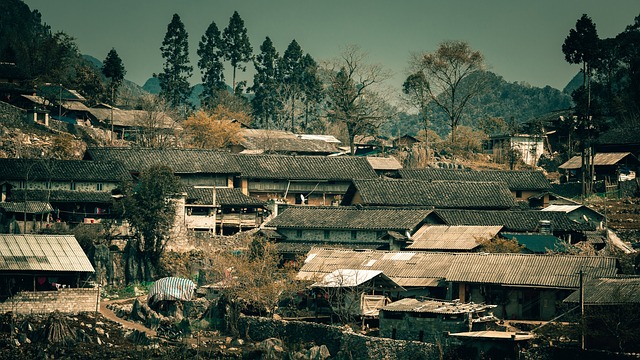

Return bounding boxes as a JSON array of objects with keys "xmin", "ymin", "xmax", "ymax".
[{"xmin": 579, "ymin": 269, "xmax": 585, "ymax": 350}]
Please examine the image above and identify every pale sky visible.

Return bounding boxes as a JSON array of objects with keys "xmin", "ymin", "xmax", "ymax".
[{"xmin": 23, "ymin": 0, "xmax": 640, "ymax": 91}]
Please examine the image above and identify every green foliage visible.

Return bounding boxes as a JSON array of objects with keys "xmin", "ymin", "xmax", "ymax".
[
  {"xmin": 222, "ymin": 11, "xmax": 252, "ymax": 92},
  {"xmin": 158, "ymin": 13, "xmax": 193, "ymax": 110},
  {"xmin": 197, "ymin": 20, "xmax": 226, "ymax": 109},
  {"xmin": 102, "ymin": 48, "xmax": 126, "ymax": 105},
  {"xmin": 251, "ymin": 36, "xmax": 283, "ymax": 128}
]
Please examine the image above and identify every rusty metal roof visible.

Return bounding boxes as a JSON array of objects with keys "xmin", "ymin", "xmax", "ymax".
[
  {"xmin": 0, "ymin": 234, "xmax": 94, "ymax": 272},
  {"xmin": 408, "ymin": 225, "xmax": 503, "ymax": 251},
  {"xmin": 559, "ymin": 152, "xmax": 637, "ymax": 169}
]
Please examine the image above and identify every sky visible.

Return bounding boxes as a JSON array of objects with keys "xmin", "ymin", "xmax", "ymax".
[{"xmin": 23, "ymin": 0, "xmax": 640, "ymax": 92}]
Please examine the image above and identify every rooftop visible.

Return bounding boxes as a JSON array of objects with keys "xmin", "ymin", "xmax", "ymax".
[
  {"xmin": 433, "ymin": 209, "xmax": 593, "ymax": 232},
  {"xmin": 0, "ymin": 234, "xmax": 94, "ymax": 273},
  {"xmin": 0, "ymin": 158, "xmax": 131, "ymax": 182},
  {"xmin": 408, "ymin": 225, "xmax": 503, "ymax": 251},
  {"xmin": 398, "ymin": 168, "xmax": 551, "ymax": 191},
  {"xmin": 234, "ymin": 154, "xmax": 378, "ymax": 180}
]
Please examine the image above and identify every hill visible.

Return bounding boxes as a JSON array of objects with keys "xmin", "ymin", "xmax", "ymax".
[{"xmin": 82, "ymin": 54, "xmax": 150, "ymax": 101}]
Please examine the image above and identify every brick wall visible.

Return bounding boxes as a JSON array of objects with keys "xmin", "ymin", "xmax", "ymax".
[{"xmin": 0, "ymin": 288, "xmax": 99, "ymax": 314}]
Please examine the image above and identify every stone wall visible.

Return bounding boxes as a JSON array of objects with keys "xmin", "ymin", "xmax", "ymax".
[
  {"xmin": 0, "ymin": 101, "xmax": 27, "ymax": 127},
  {"xmin": 238, "ymin": 316, "xmax": 440, "ymax": 360},
  {"xmin": 0, "ymin": 288, "xmax": 99, "ymax": 314}
]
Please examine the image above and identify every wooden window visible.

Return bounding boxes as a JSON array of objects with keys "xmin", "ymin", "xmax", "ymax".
[
  {"xmin": 515, "ymin": 190, "xmax": 523, "ymax": 198},
  {"xmin": 323, "ymin": 230, "xmax": 330, "ymax": 240},
  {"xmin": 70, "ymin": 181, "xmax": 76, "ymax": 190},
  {"xmin": 351, "ymin": 230, "xmax": 357, "ymax": 240},
  {"xmin": 296, "ymin": 230, "xmax": 302, "ymax": 238},
  {"xmin": 96, "ymin": 183, "xmax": 103, "ymax": 191}
]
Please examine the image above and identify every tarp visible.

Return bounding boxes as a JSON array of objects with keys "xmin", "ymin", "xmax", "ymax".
[{"xmin": 147, "ymin": 277, "xmax": 196, "ymax": 304}]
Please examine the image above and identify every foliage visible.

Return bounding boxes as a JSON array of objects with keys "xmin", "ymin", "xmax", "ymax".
[
  {"xmin": 158, "ymin": 13, "xmax": 193, "ymax": 111},
  {"xmin": 325, "ymin": 45, "xmax": 393, "ymax": 154},
  {"xmin": 410, "ymin": 41, "xmax": 487, "ymax": 143},
  {"xmin": 251, "ymin": 36, "xmax": 283, "ymax": 128},
  {"xmin": 222, "ymin": 11, "xmax": 252, "ymax": 92},
  {"xmin": 476, "ymin": 236, "xmax": 524, "ymax": 253},
  {"xmin": 183, "ymin": 108, "xmax": 244, "ymax": 149},
  {"xmin": 102, "ymin": 48, "xmax": 126, "ymax": 106},
  {"xmin": 439, "ymin": 126, "xmax": 487, "ymax": 157},
  {"xmin": 119, "ymin": 165, "xmax": 180, "ymax": 281},
  {"xmin": 197, "ymin": 20, "xmax": 226, "ymax": 109}
]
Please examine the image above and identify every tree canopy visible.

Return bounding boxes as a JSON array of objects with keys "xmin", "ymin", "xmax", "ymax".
[
  {"xmin": 222, "ymin": 11, "xmax": 252, "ymax": 93},
  {"xmin": 197, "ymin": 20, "xmax": 226, "ymax": 109},
  {"xmin": 158, "ymin": 13, "xmax": 193, "ymax": 111}
]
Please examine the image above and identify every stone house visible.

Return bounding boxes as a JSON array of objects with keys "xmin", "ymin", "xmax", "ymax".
[
  {"xmin": 263, "ymin": 206, "xmax": 436, "ymax": 257},
  {"xmin": 342, "ymin": 178, "xmax": 517, "ymax": 210},
  {"xmin": 0, "ymin": 158, "xmax": 130, "ymax": 228},
  {"xmin": 0, "ymin": 234, "xmax": 97, "ymax": 314},
  {"xmin": 398, "ymin": 168, "xmax": 552, "ymax": 206},
  {"xmin": 234, "ymin": 154, "xmax": 378, "ymax": 205},
  {"xmin": 0, "ymin": 201, "xmax": 53, "ymax": 234},
  {"xmin": 379, "ymin": 298, "xmax": 497, "ymax": 342}
]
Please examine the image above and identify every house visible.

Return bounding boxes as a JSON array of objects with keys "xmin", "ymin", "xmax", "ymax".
[
  {"xmin": 483, "ymin": 133, "xmax": 545, "ymax": 167},
  {"xmin": 234, "ymin": 154, "xmax": 378, "ymax": 205},
  {"xmin": 351, "ymin": 135, "xmax": 391, "ymax": 155},
  {"xmin": 393, "ymin": 135, "xmax": 421, "ymax": 149},
  {"xmin": 445, "ymin": 253, "xmax": 617, "ymax": 320},
  {"xmin": 0, "ymin": 158, "xmax": 130, "ymax": 228},
  {"xmin": 432, "ymin": 209, "xmax": 593, "ymax": 242},
  {"xmin": 408, "ymin": 225, "xmax": 504, "ymax": 252},
  {"xmin": 37, "ymin": 84, "xmax": 92, "ymax": 124},
  {"xmin": 559, "ymin": 152, "xmax": 639, "ymax": 183},
  {"xmin": 499, "ymin": 233, "xmax": 569, "ymax": 253},
  {"xmin": 0, "ymin": 234, "xmax": 97, "ymax": 314},
  {"xmin": 342, "ymin": 179, "xmax": 517, "ymax": 210},
  {"xmin": 0, "ymin": 201, "xmax": 54, "ymax": 234},
  {"xmin": 398, "ymin": 168, "xmax": 552, "ymax": 205},
  {"xmin": 299, "ymin": 248, "xmax": 617, "ymax": 320},
  {"xmin": 541, "ymin": 204, "xmax": 605, "ymax": 229},
  {"xmin": 87, "ymin": 104, "xmax": 182, "ymax": 142},
  {"xmin": 85, "ymin": 147, "xmax": 241, "ymax": 188},
  {"xmin": 230, "ymin": 129, "xmax": 340, "ymax": 156},
  {"xmin": 379, "ymin": 298, "xmax": 497, "ymax": 342},
  {"xmin": 263, "ymin": 207, "xmax": 436, "ymax": 256},
  {"xmin": 176, "ymin": 186, "xmax": 265, "ymax": 235},
  {"xmin": 366, "ymin": 156, "xmax": 402, "ymax": 177}
]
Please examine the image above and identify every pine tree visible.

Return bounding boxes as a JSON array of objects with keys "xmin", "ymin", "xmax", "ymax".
[
  {"xmin": 280, "ymin": 40, "xmax": 304, "ymax": 131},
  {"xmin": 102, "ymin": 48, "xmax": 126, "ymax": 105},
  {"xmin": 222, "ymin": 11, "xmax": 252, "ymax": 93},
  {"xmin": 158, "ymin": 13, "xmax": 193, "ymax": 110},
  {"xmin": 300, "ymin": 53, "xmax": 323, "ymax": 131},
  {"xmin": 197, "ymin": 20, "xmax": 226, "ymax": 109},
  {"xmin": 251, "ymin": 37, "xmax": 282, "ymax": 128}
]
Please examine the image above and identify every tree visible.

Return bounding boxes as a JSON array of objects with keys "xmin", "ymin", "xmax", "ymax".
[
  {"xmin": 251, "ymin": 36, "xmax": 283, "ymax": 128},
  {"xmin": 325, "ymin": 45, "xmax": 393, "ymax": 155},
  {"xmin": 411, "ymin": 41, "xmax": 487, "ymax": 143},
  {"xmin": 403, "ymin": 71, "xmax": 433, "ymax": 161},
  {"xmin": 563, "ymin": 14, "xmax": 599, "ymax": 115},
  {"xmin": 134, "ymin": 94, "xmax": 180, "ymax": 148},
  {"xmin": 280, "ymin": 40, "xmax": 305, "ymax": 131},
  {"xmin": 476, "ymin": 236, "xmax": 524, "ymax": 253},
  {"xmin": 102, "ymin": 48, "xmax": 126, "ymax": 106},
  {"xmin": 183, "ymin": 108, "xmax": 244, "ymax": 149},
  {"xmin": 158, "ymin": 14, "xmax": 193, "ymax": 111},
  {"xmin": 197, "ymin": 20, "xmax": 226, "ymax": 109},
  {"xmin": 300, "ymin": 53, "xmax": 323, "ymax": 132},
  {"xmin": 222, "ymin": 11, "xmax": 252, "ymax": 93},
  {"xmin": 120, "ymin": 165, "xmax": 180, "ymax": 281}
]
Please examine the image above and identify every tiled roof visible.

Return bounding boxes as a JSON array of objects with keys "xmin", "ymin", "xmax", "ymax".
[
  {"xmin": 275, "ymin": 242, "xmax": 382, "ymax": 254},
  {"xmin": 298, "ymin": 248, "xmax": 618, "ymax": 289},
  {"xmin": 184, "ymin": 187, "xmax": 265, "ymax": 207},
  {"xmin": 0, "ymin": 201, "xmax": 53, "ymax": 214},
  {"xmin": 408, "ymin": 225, "xmax": 503, "ymax": 251},
  {"xmin": 0, "ymin": 159, "xmax": 131, "ymax": 182},
  {"xmin": 398, "ymin": 168, "xmax": 551, "ymax": 191},
  {"xmin": 265, "ymin": 206, "xmax": 433, "ymax": 231},
  {"xmin": 434, "ymin": 209, "xmax": 593, "ymax": 232},
  {"xmin": 86, "ymin": 147, "xmax": 241, "ymax": 174},
  {"xmin": 382, "ymin": 298, "xmax": 495, "ymax": 314},
  {"xmin": 238, "ymin": 130, "xmax": 339, "ymax": 154},
  {"xmin": 0, "ymin": 234, "xmax": 94, "ymax": 272},
  {"xmin": 559, "ymin": 152, "xmax": 638, "ymax": 169},
  {"xmin": 346, "ymin": 179, "xmax": 517, "ymax": 209},
  {"xmin": 366, "ymin": 157, "xmax": 402, "ymax": 171},
  {"xmin": 445, "ymin": 253, "xmax": 617, "ymax": 289},
  {"xmin": 564, "ymin": 276, "xmax": 640, "ymax": 304},
  {"xmin": 9, "ymin": 190, "xmax": 114, "ymax": 203},
  {"xmin": 87, "ymin": 108, "xmax": 180, "ymax": 129},
  {"xmin": 234, "ymin": 154, "xmax": 378, "ymax": 180}
]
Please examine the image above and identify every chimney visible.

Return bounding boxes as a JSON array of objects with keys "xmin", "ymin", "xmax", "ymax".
[{"xmin": 539, "ymin": 220, "xmax": 552, "ymax": 234}]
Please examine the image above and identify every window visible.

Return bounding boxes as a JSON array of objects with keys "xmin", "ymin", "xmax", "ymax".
[
  {"xmin": 96, "ymin": 183, "xmax": 103, "ymax": 191},
  {"xmin": 515, "ymin": 190, "xmax": 523, "ymax": 198},
  {"xmin": 296, "ymin": 230, "xmax": 303, "ymax": 238},
  {"xmin": 323, "ymin": 230, "xmax": 330, "ymax": 240},
  {"xmin": 45, "ymin": 181, "xmax": 52, "ymax": 189},
  {"xmin": 70, "ymin": 181, "xmax": 76, "ymax": 190},
  {"xmin": 19, "ymin": 180, "xmax": 25, "ymax": 189},
  {"xmin": 351, "ymin": 230, "xmax": 357, "ymax": 240}
]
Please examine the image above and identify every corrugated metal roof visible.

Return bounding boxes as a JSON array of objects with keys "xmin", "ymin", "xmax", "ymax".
[
  {"xmin": 501, "ymin": 233, "xmax": 568, "ymax": 253},
  {"xmin": 366, "ymin": 157, "xmax": 402, "ymax": 171},
  {"xmin": 312, "ymin": 269, "xmax": 384, "ymax": 287},
  {"xmin": 564, "ymin": 276, "xmax": 640, "ymax": 304},
  {"xmin": 559, "ymin": 152, "xmax": 637, "ymax": 169},
  {"xmin": 409, "ymin": 225, "xmax": 502, "ymax": 250},
  {"xmin": 0, "ymin": 235, "xmax": 94, "ymax": 272}
]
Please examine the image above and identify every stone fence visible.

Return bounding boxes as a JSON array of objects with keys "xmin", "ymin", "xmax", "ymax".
[
  {"xmin": 238, "ymin": 316, "xmax": 440, "ymax": 360},
  {"xmin": 0, "ymin": 288, "xmax": 99, "ymax": 315}
]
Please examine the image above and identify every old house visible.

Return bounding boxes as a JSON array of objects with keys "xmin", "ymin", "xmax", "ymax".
[
  {"xmin": 379, "ymin": 298, "xmax": 497, "ymax": 342},
  {"xmin": 234, "ymin": 154, "xmax": 378, "ymax": 205},
  {"xmin": 483, "ymin": 133, "xmax": 545, "ymax": 167},
  {"xmin": 366, "ymin": 156, "xmax": 403, "ymax": 178},
  {"xmin": 85, "ymin": 147, "xmax": 240, "ymax": 188},
  {"xmin": 230, "ymin": 129, "xmax": 341, "ymax": 155},
  {"xmin": 559, "ymin": 152, "xmax": 639, "ymax": 183},
  {"xmin": 0, "ymin": 158, "xmax": 130, "ymax": 229},
  {"xmin": 407, "ymin": 225, "xmax": 504, "ymax": 252},
  {"xmin": 398, "ymin": 168, "xmax": 552, "ymax": 205},
  {"xmin": 87, "ymin": 105, "xmax": 182, "ymax": 142},
  {"xmin": 37, "ymin": 85, "xmax": 91, "ymax": 124},
  {"xmin": 263, "ymin": 207, "xmax": 436, "ymax": 257},
  {"xmin": 0, "ymin": 201, "xmax": 53, "ymax": 234},
  {"xmin": 541, "ymin": 204, "xmax": 605, "ymax": 229},
  {"xmin": 0, "ymin": 234, "xmax": 97, "ymax": 314},
  {"xmin": 342, "ymin": 179, "xmax": 517, "ymax": 210}
]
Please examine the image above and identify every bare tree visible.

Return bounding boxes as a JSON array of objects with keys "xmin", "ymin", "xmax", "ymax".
[
  {"xmin": 135, "ymin": 95, "xmax": 181, "ymax": 148},
  {"xmin": 410, "ymin": 41, "xmax": 487, "ymax": 143},
  {"xmin": 325, "ymin": 45, "xmax": 393, "ymax": 155}
]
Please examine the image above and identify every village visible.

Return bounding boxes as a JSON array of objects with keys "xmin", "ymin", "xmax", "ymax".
[{"xmin": 2, "ymin": 1, "xmax": 640, "ymax": 359}]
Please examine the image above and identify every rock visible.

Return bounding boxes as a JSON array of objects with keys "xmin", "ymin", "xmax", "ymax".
[
  {"xmin": 95, "ymin": 327, "xmax": 105, "ymax": 335},
  {"xmin": 97, "ymin": 337, "xmax": 102, "ymax": 345},
  {"xmin": 12, "ymin": 338, "xmax": 20, "ymax": 347},
  {"xmin": 307, "ymin": 345, "xmax": 331, "ymax": 360},
  {"xmin": 225, "ymin": 336, "xmax": 233, "ymax": 345},
  {"xmin": 231, "ymin": 338, "xmax": 244, "ymax": 346}
]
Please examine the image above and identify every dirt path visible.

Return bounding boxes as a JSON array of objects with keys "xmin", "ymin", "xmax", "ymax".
[{"xmin": 99, "ymin": 296, "xmax": 157, "ymax": 337}]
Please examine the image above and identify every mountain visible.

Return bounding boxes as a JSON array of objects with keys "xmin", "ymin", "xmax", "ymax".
[{"xmin": 82, "ymin": 54, "xmax": 149, "ymax": 100}]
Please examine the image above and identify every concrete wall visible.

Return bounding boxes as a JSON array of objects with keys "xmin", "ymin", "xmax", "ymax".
[
  {"xmin": 0, "ymin": 288, "xmax": 99, "ymax": 314},
  {"xmin": 238, "ymin": 316, "xmax": 440, "ymax": 360}
]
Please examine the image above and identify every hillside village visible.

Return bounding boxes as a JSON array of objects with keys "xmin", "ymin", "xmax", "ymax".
[{"xmin": 2, "ymin": 1, "xmax": 640, "ymax": 359}]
